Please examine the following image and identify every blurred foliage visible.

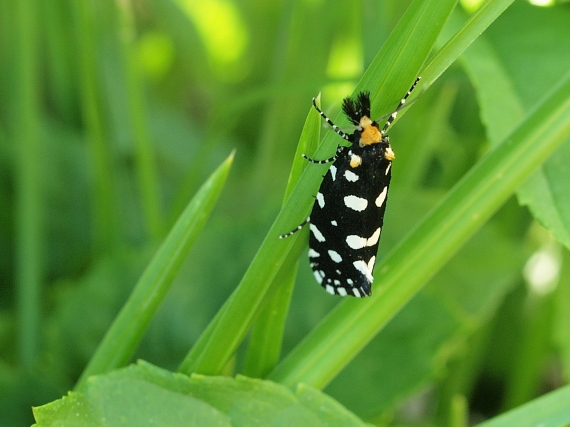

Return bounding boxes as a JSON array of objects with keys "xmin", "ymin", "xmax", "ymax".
[{"xmin": 1, "ymin": 0, "xmax": 570, "ymax": 425}]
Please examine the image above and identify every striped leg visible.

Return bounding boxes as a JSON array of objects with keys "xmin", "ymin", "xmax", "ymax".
[
  {"xmin": 302, "ymin": 146, "xmax": 345, "ymax": 164},
  {"xmin": 279, "ymin": 217, "xmax": 310, "ymax": 239}
]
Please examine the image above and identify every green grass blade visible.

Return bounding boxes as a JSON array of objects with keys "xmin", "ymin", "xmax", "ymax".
[
  {"xmin": 268, "ymin": 72, "xmax": 570, "ymax": 389},
  {"xmin": 242, "ymin": 98, "xmax": 321, "ymax": 378},
  {"xmin": 421, "ymin": 0, "xmax": 516, "ymax": 86},
  {"xmin": 117, "ymin": 4, "xmax": 163, "ymax": 240},
  {"xmin": 242, "ymin": 265, "xmax": 297, "ymax": 378},
  {"xmin": 75, "ymin": 152, "xmax": 234, "ymax": 390},
  {"xmin": 473, "ymin": 383, "xmax": 570, "ymax": 427},
  {"xmin": 13, "ymin": 0, "xmax": 41, "ymax": 368},
  {"xmin": 71, "ymin": 0, "xmax": 119, "ymax": 251},
  {"xmin": 178, "ymin": 0, "xmax": 457, "ymax": 378},
  {"xmin": 351, "ymin": 0, "xmax": 457, "ymax": 121},
  {"xmin": 457, "ymin": 20, "xmax": 555, "ymax": 411},
  {"xmin": 283, "ymin": 95, "xmax": 323, "ymax": 203},
  {"xmin": 454, "ymin": 8, "xmax": 524, "ymax": 144}
]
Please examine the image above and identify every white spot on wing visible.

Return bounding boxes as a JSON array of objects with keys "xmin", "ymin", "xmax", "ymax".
[
  {"xmin": 346, "ymin": 228, "xmax": 381, "ymax": 249},
  {"xmin": 331, "ymin": 220, "xmax": 338, "ymax": 226},
  {"xmin": 385, "ymin": 163, "xmax": 391, "ymax": 175},
  {"xmin": 353, "ymin": 260, "xmax": 374, "ymax": 283},
  {"xmin": 314, "ymin": 270, "xmax": 324, "ymax": 284},
  {"xmin": 344, "ymin": 195, "xmax": 368, "ymax": 211},
  {"xmin": 344, "ymin": 170, "xmax": 359, "ymax": 182},
  {"xmin": 352, "ymin": 288, "xmax": 361, "ymax": 297},
  {"xmin": 308, "ymin": 248, "xmax": 320, "ymax": 258},
  {"xmin": 325, "ymin": 284, "xmax": 335, "ymax": 294},
  {"xmin": 375, "ymin": 187, "xmax": 388, "ymax": 207},
  {"xmin": 346, "ymin": 235, "xmax": 366, "ymax": 250},
  {"xmin": 328, "ymin": 250, "xmax": 342, "ymax": 263},
  {"xmin": 367, "ymin": 228, "xmax": 381, "ymax": 246},
  {"xmin": 329, "ymin": 165, "xmax": 337, "ymax": 181},
  {"xmin": 368, "ymin": 256, "xmax": 376, "ymax": 272},
  {"xmin": 310, "ymin": 224, "xmax": 326, "ymax": 242},
  {"xmin": 337, "ymin": 287, "xmax": 348, "ymax": 296},
  {"xmin": 316, "ymin": 192, "xmax": 325, "ymax": 208}
]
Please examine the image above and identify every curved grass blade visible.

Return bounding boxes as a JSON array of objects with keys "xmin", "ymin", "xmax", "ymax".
[
  {"xmin": 421, "ymin": 0, "xmax": 516, "ymax": 86},
  {"xmin": 75, "ymin": 152, "xmax": 234, "ymax": 390},
  {"xmin": 242, "ymin": 96, "xmax": 322, "ymax": 378}
]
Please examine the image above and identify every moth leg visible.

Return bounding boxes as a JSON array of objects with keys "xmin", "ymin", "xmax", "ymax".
[
  {"xmin": 302, "ymin": 145, "xmax": 345, "ymax": 164},
  {"xmin": 279, "ymin": 217, "xmax": 310, "ymax": 239}
]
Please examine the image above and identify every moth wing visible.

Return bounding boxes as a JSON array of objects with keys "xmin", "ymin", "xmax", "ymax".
[{"xmin": 308, "ymin": 145, "xmax": 391, "ymax": 297}]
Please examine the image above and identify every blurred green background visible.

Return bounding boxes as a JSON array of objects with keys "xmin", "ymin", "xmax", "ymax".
[{"xmin": 1, "ymin": 0, "xmax": 570, "ymax": 425}]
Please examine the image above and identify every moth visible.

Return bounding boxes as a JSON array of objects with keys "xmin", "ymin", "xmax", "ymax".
[{"xmin": 281, "ymin": 77, "xmax": 420, "ymax": 297}]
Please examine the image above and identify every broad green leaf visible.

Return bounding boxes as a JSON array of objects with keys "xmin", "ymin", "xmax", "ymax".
[
  {"xmin": 474, "ymin": 383, "xmax": 570, "ymax": 427},
  {"xmin": 35, "ymin": 362, "xmax": 372, "ymax": 427},
  {"xmin": 554, "ymin": 249, "xmax": 570, "ymax": 381},
  {"xmin": 465, "ymin": 1, "xmax": 570, "ymax": 248}
]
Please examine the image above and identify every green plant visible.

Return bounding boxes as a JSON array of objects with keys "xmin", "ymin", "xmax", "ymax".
[{"xmin": 2, "ymin": 0, "xmax": 570, "ymax": 426}]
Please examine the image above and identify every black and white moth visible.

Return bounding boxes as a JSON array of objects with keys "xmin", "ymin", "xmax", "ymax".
[{"xmin": 280, "ymin": 77, "xmax": 420, "ymax": 297}]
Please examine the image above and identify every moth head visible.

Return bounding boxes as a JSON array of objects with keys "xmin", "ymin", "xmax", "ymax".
[{"xmin": 358, "ymin": 116, "xmax": 382, "ymax": 147}]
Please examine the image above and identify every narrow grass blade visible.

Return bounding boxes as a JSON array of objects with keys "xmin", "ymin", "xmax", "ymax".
[
  {"xmin": 242, "ymin": 98, "xmax": 321, "ymax": 378},
  {"xmin": 13, "ymin": 0, "xmax": 41, "ymax": 368},
  {"xmin": 421, "ymin": 0, "xmax": 516, "ymax": 86},
  {"xmin": 117, "ymin": 4, "xmax": 164, "ymax": 240},
  {"xmin": 71, "ymin": 0, "xmax": 119, "ymax": 251},
  {"xmin": 242, "ymin": 264, "xmax": 297, "ymax": 378},
  {"xmin": 75, "ymin": 152, "xmax": 234, "ymax": 390}
]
